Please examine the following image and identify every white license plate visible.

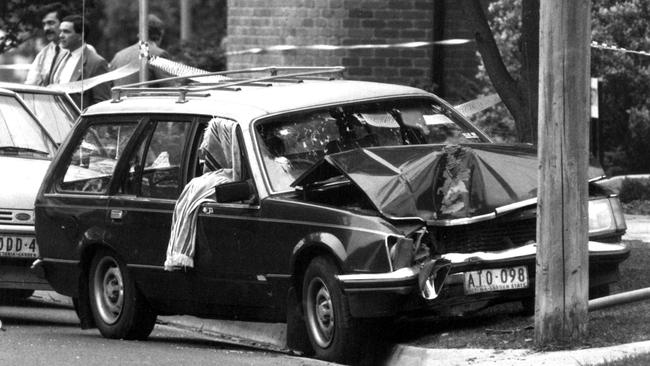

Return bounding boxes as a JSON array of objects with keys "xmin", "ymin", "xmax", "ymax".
[
  {"xmin": 0, "ymin": 235, "xmax": 39, "ymax": 258},
  {"xmin": 464, "ymin": 266, "xmax": 529, "ymax": 295}
]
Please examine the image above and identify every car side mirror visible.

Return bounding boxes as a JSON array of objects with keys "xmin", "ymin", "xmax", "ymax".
[{"xmin": 214, "ymin": 180, "xmax": 255, "ymax": 203}]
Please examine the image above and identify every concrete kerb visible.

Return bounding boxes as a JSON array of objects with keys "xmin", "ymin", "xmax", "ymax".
[{"xmin": 386, "ymin": 341, "xmax": 650, "ymax": 366}]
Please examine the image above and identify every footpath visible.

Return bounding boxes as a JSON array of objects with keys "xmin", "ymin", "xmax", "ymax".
[{"xmin": 28, "ymin": 214, "xmax": 650, "ymax": 366}]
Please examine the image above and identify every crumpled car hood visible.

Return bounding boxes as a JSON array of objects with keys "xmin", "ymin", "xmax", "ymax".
[{"xmin": 293, "ymin": 144, "xmax": 605, "ymax": 222}]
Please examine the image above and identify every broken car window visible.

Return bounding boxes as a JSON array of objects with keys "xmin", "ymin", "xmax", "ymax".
[{"xmin": 255, "ymin": 98, "xmax": 485, "ymax": 192}]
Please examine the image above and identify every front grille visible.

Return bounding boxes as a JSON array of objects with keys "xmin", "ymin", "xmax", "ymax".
[
  {"xmin": 431, "ymin": 217, "xmax": 536, "ymax": 254},
  {"xmin": 0, "ymin": 210, "xmax": 14, "ymax": 222},
  {"xmin": 0, "ymin": 209, "xmax": 34, "ymax": 225}
]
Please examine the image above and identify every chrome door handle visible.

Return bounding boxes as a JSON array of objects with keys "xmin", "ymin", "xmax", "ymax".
[{"xmin": 110, "ymin": 209, "xmax": 124, "ymax": 220}]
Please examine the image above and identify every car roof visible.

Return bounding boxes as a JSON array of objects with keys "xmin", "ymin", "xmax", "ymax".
[
  {"xmin": 0, "ymin": 81, "xmax": 69, "ymax": 96},
  {"xmin": 84, "ymin": 73, "xmax": 432, "ymax": 124}
]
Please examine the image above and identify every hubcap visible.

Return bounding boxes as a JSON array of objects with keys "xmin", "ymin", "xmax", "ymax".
[
  {"xmin": 306, "ymin": 277, "xmax": 334, "ymax": 348},
  {"xmin": 93, "ymin": 257, "xmax": 124, "ymax": 325}
]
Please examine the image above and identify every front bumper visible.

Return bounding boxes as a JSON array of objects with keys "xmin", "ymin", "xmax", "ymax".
[{"xmin": 336, "ymin": 241, "xmax": 630, "ymax": 318}]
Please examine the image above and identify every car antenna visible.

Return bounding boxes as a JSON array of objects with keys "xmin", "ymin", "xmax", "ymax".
[{"xmin": 80, "ymin": 0, "xmax": 86, "ymax": 110}]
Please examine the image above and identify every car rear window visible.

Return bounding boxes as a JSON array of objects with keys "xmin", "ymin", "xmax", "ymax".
[{"xmin": 59, "ymin": 122, "xmax": 137, "ymax": 194}]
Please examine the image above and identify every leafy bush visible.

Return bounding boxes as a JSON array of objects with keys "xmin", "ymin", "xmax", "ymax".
[{"xmin": 619, "ymin": 178, "xmax": 650, "ymax": 203}]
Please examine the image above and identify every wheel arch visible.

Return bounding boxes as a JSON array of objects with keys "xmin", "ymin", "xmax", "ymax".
[
  {"xmin": 290, "ymin": 232, "xmax": 346, "ymax": 296},
  {"xmin": 75, "ymin": 241, "xmax": 119, "ymax": 330},
  {"xmin": 286, "ymin": 232, "xmax": 346, "ymax": 356}
]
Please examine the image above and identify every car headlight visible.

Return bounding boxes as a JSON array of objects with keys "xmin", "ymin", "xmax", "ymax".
[{"xmin": 588, "ymin": 197, "xmax": 627, "ymax": 236}]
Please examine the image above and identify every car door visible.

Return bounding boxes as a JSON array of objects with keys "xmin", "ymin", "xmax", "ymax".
[
  {"xmin": 36, "ymin": 117, "xmax": 138, "ymax": 295},
  {"xmin": 105, "ymin": 115, "xmax": 200, "ymax": 307},
  {"xmin": 174, "ymin": 117, "xmax": 270, "ymax": 318}
]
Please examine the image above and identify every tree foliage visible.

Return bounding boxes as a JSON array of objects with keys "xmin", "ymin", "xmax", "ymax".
[
  {"xmin": 591, "ymin": 0, "xmax": 650, "ymax": 174},
  {"xmin": 461, "ymin": 0, "xmax": 538, "ymax": 144},
  {"xmin": 0, "ymin": 0, "xmax": 50, "ymax": 53},
  {"xmin": 469, "ymin": 0, "xmax": 650, "ymax": 174},
  {"xmin": 1, "ymin": 0, "xmax": 226, "ymax": 72},
  {"xmin": 0, "ymin": 0, "xmax": 102, "ymax": 54}
]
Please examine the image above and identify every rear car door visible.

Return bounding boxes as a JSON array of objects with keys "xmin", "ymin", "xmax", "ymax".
[
  {"xmin": 105, "ymin": 116, "xmax": 196, "ymax": 306},
  {"xmin": 36, "ymin": 117, "xmax": 138, "ymax": 295}
]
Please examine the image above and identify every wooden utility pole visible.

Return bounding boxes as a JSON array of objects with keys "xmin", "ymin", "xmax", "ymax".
[
  {"xmin": 535, "ymin": 0, "xmax": 591, "ymax": 345},
  {"xmin": 138, "ymin": 0, "xmax": 149, "ymax": 83}
]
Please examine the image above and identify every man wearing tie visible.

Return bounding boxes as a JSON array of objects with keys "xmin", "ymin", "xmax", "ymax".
[
  {"xmin": 25, "ymin": 4, "xmax": 68, "ymax": 86},
  {"xmin": 51, "ymin": 15, "xmax": 111, "ymax": 109}
]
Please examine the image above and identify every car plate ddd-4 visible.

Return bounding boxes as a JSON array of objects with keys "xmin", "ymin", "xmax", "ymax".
[
  {"xmin": 464, "ymin": 266, "xmax": 529, "ymax": 295},
  {"xmin": 0, "ymin": 236, "xmax": 39, "ymax": 258}
]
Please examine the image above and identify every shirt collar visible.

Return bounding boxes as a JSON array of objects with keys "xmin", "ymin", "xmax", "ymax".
[{"xmin": 68, "ymin": 44, "xmax": 85, "ymax": 57}]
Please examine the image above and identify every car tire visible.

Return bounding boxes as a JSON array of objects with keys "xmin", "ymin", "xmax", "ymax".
[
  {"xmin": 302, "ymin": 256, "xmax": 364, "ymax": 364},
  {"xmin": 0, "ymin": 289, "xmax": 34, "ymax": 304},
  {"xmin": 88, "ymin": 249, "xmax": 156, "ymax": 340}
]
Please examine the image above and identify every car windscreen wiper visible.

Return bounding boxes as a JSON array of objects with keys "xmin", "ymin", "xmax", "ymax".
[{"xmin": 0, "ymin": 145, "xmax": 50, "ymax": 156}]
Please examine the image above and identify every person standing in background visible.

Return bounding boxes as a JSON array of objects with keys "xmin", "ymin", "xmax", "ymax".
[
  {"xmin": 51, "ymin": 15, "xmax": 110, "ymax": 109},
  {"xmin": 25, "ymin": 3, "xmax": 68, "ymax": 86},
  {"xmin": 110, "ymin": 14, "xmax": 170, "ymax": 86}
]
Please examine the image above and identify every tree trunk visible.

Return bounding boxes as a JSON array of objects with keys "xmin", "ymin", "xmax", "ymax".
[
  {"xmin": 461, "ymin": 0, "xmax": 538, "ymax": 144},
  {"xmin": 519, "ymin": 0, "xmax": 540, "ymax": 144}
]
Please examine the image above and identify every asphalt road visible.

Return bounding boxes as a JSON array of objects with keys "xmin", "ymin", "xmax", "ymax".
[{"xmin": 0, "ymin": 300, "xmax": 330, "ymax": 366}]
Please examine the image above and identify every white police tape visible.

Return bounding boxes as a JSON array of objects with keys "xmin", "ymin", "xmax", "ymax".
[
  {"xmin": 225, "ymin": 39, "xmax": 473, "ymax": 56},
  {"xmin": 590, "ymin": 41, "xmax": 650, "ymax": 57},
  {"xmin": 51, "ymin": 59, "xmax": 140, "ymax": 94},
  {"xmin": 3, "ymin": 39, "xmax": 648, "ymax": 97},
  {"xmin": 0, "ymin": 64, "xmax": 30, "ymax": 70},
  {"xmin": 2, "ymin": 38, "xmax": 649, "ymax": 74},
  {"xmin": 50, "ymin": 56, "xmax": 229, "ymax": 94}
]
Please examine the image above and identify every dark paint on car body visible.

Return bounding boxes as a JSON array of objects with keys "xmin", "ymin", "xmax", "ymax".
[{"xmin": 33, "ymin": 74, "xmax": 630, "ymax": 363}]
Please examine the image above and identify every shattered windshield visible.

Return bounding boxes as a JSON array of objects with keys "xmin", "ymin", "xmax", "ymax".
[{"xmin": 255, "ymin": 98, "xmax": 486, "ymax": 192}]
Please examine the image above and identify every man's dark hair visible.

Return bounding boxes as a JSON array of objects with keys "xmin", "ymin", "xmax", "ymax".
[
  {"xmin": 40, "ymin": 2, "xmax": 69, "ymax": 22},
  {"xmin": 147, "ymin": 14, "xmax": 165, "ymax": 44},
  {"xmin": 61, "ymin": 15, "xmax": 89, "ymax": 39}
]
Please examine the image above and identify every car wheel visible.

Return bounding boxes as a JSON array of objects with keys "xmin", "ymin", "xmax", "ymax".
[
  {"xmin": 0, "ymin": 289, "xmax": 34, "ymax": 304},
  {"xmin": 88, "ymin": 249, "xmax": 156, "ymax": 340},
  {"xmin": 302, "ymin": 257, "xmax": 363, "ymax": 363}
]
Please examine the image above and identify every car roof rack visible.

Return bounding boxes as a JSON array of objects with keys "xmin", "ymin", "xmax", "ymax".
[{"xmin": 111, "ymin": 66, "xmax": 346, "ymax": 103}]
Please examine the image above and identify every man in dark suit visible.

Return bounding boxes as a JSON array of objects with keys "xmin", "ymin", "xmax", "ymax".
[
  {"xmin": 110, "ymin": 14, "xmax": 170, "ymax": 86},
  {"xmin": 51, "ymin": 14, "xmax": 110, "ymax": 109}
]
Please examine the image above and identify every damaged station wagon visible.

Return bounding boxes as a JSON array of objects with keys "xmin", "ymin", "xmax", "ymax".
[{"xmin": 34, "ymin": 67, "xmax": 629, "ymax": 363}]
